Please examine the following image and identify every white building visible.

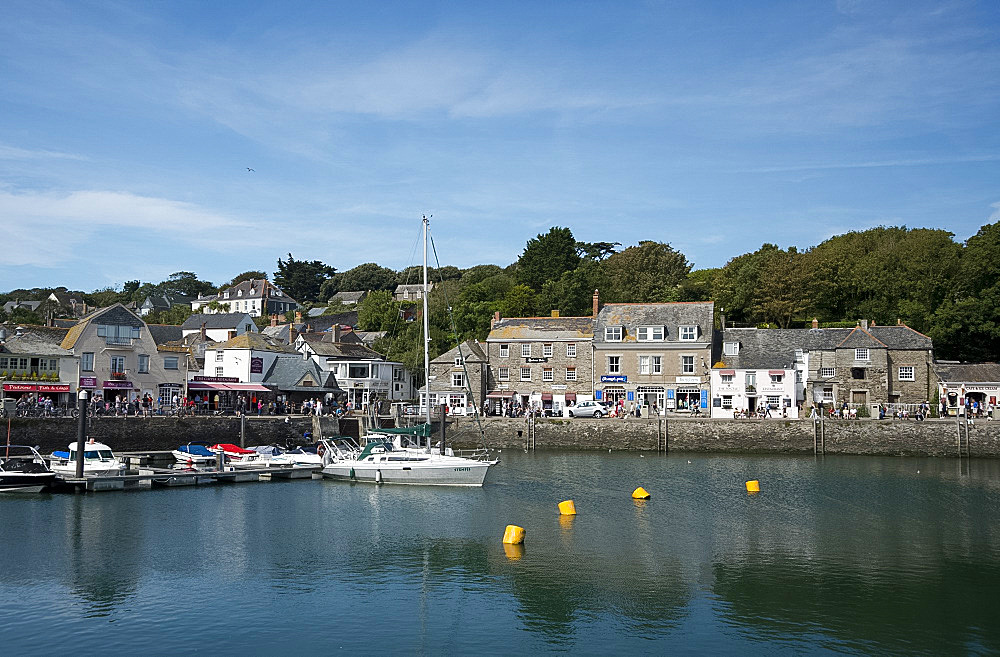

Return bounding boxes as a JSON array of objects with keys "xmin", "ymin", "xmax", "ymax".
[
  {"xmin": 711, "ymin": 328, "xmax": 800, "ymax": 418},
  {"xmin": 295, "ymin": 332, "xmax": 415, "ymax": 409},
  {"xmin": 181, "ymin": 313, "xmax": 257, "ymax": 343},
  {"xmin": 191, "ymin": 279, "xmax": 298, "ymax": 318}
]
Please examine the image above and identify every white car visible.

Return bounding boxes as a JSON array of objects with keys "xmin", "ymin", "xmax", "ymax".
[{"xmin": 567, "ymin": 401, "xmax": 609, "ymax": 418}]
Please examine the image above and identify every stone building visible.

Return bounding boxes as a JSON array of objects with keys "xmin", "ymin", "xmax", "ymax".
[
  {"xmin": 486, "ymin": 312, "xmax": 594, "ymax": 416},
  {"xmin": 420, "ymin": 340, "xmax": 489, "ymax": 416},
  {"xmin": 804, "ymin": 321, "xmax": 934, "ymax": 413},
  {"xmin": 712, "ymin": 327, "xmax": 799, "ymax": 418},
  {"xmin": 593, "ymin": 302, "xmax": 715, "ymax": 414},
  {"xmin": 932, "ymin": 361, "xmax": 999, "ymax": 417}
]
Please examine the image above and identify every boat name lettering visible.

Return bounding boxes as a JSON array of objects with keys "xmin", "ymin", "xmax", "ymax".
[{"xmin": 453, "ymin": 467, "xmax": 471, "ymax": 472}]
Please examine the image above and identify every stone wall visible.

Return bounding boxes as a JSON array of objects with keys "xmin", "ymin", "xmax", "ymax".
[
  {"xmin": 460, "ymin": 416, "xmax": 1000, "ymax": 458},
  {"xmin": 6, "ymin": 415, "xmax": 336, "ymax": 454},
  {"xmin": 8, "ymin": 414, "xmax": 998, "ymax": 459}
]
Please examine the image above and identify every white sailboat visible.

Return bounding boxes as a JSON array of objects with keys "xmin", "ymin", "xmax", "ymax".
[{"xmin": 320, "ymin": 216, "xmax": 497, "ymax": 486}]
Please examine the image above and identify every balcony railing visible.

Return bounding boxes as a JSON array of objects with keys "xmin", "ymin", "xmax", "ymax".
[
  {"xmin": 105, "ymin": 336, "xmax": 134, "ymax": 346},
  {"xmin": 109, "ymin": 371, "xmax": 129, "ymax": 380}
]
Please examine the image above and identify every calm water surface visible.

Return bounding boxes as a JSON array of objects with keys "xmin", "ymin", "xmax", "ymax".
[{"xmin": 2, "ymin": 450, "xmax": 1000, "ymax": 655}]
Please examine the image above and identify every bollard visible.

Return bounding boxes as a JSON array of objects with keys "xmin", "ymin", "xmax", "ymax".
[{"xmin": 74, "ymin": 390, "xmax": 88, "ymax": 479}]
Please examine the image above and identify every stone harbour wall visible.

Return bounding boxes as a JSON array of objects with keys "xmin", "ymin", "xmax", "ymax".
[
  {"xmin": 6, "ymin": 414, "xmax": 998, "ymax": 459},
  {"xmin": 462, "ymin": 416, "xmax": 1000, "ymax": 458}
]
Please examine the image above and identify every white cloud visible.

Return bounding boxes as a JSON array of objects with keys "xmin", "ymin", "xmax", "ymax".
[
  {"xmin": 0, "ymin": 143, "xmax": 87, "ymax": 161},
  {"xmin": 0, "ymin": 189, "xmax": 250, "ymax": 267}
]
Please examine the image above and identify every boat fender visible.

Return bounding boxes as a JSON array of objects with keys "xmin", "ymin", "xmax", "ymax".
[
  {"xmin": 375, "ymin": 469, "xmax": 382, "ymax": 484},
  {"xmin": 350, "ymin": 467, "xmax": 355, "ymax": 479},
  {"xmin": 317, "ymin": 443, "xmax": 326, "ymax": 458}
]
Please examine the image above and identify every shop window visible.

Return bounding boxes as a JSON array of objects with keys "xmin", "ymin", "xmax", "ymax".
[{"xmin": 722, "ymin": 396, "xmax": 733, "ymax": 409}]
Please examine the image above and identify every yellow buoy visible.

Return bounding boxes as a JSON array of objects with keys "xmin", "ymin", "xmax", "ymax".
[
  {"xmin": 503, "ymin": 524, "xmax": 525, "ymax": 545},
  {"xmin": 746, "ymin": 480, "xmax": 760, "ymax": 493},
  {"xmin": 558, "ymin": 500, "xmax": 577, "ymax": 515},
  {"xmin": 632, "ymin": 487, "xmax": 650, "ymax": 499},
  {"xmin": 503, "ymin": 543, "xmax": 525, "ymax": 561}
]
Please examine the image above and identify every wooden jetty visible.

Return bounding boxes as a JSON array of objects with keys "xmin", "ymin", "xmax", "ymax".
[{"xmin": 55, "ymin": 450, "xmax": 321, "ymax": 492}]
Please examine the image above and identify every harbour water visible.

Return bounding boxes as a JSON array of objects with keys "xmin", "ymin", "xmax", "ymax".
[{"xmin": 2, "ymin": 450, "xmax": 999, "ymax": 655}]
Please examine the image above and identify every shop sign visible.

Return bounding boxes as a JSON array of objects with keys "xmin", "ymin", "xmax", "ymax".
[
  {"xmin": 525, "ymin": 357, "xmax": 548, "ymax": 363},
  {"xmin": 601, "ymin": 375, "xmax": 627, "ymax": 383},
  {"xmin": 39, "ymin": 384, "xmax": 71, "ymax": 393},
  {"xmin": 676, "ymin": 376, "xmax": 700, "ymax": 384},
  {"xmin": 552, "ymin": 385, "xmax": 567, "ymax": 390},
  {"xmin": 193, "ymin": 376, "xmax": 240, "ymax": 383},
  {"xmin": 103, "ymin": 381, "xmax": 133, "ymax": 389},
  {"xmin": 250, "ymin": 357, "xmax": 264, "ymax": 374},
  {"xmin": 79, "ymin": 376, "xmax": 98, "ymax": 388},
  {"xmin": 2, "ymin": 383, "xmax": 36, "ymax": 392}
]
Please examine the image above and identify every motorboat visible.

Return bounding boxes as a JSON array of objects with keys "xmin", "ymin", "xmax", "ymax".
[
  {"xmin": 49, "ymin": 439, "xmax": 126, "ymax": 477},
  {"xmin": 0, "ymin": 445, "xmax": 57, "ymax": 493},
  {"xmin": 173, "ymin": 442, "xmax": 218, "ymax": 465},
  {"xmin": 209, "ymin": 443, "xmax": 262, "ymax": 466},
  {"xmin": 320, "ymin": 438, "xmax": 495, "ymax": 486}
]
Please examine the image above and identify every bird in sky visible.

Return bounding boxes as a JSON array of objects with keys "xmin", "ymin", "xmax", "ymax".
[{"xmin": 246, "ymin": 167, "xmax": 254, "ymax": 172}]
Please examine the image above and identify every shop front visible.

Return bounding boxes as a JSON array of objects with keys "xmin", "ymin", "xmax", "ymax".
[
  {"xmin": 2, "ymin": 382, "xmax": 73, "ymax": 406},
  {"xmin": 485, "ymin": 389, "xmax": 517, "ymax": 416},
  {"xmin": 188, "ymin": 379, "xmax": 272, "ymax": 412}
]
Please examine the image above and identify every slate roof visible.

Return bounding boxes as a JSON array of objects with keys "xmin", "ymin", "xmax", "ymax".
[
  {"xmin": 261, "ymin": 324, "xmax": 292, "ymax": 343},
  {"xmin": 2, "ymin": 300, "xmax": 43, "ymax": 313},
  {"xmin": 1, "ymin": 326, "xmax": 71, "ymax": 356},
  {"xmin": 431, "ymin": 340, "xmax": 488, "ymax": 365},
  {"xmin": 262, "ymin": 356, "xmax": 342, "ymax": 393},
  {"xmin": 301, "ymin": 313, "xmax": 357, "ymax": 332},
  {"xmin": 719, "ymin": 323, "xmax": 935, "ymax": 370},
  {"xmin": 933, "ymin": 362, "xmax": 1000, "ymax": 383},
  {"xmin": 142, "ymin": 293, "xmax": 194, "ymax": 312},
  {"xmin": 487, "ymin": 316, "xmax": 594, "ymax": 342},
  {"xmin": 353, "ymin": 331, "xmax": 386, "ymax": 347},
  {"xmin": 301, "ymin": 338, "xmax": 385, "ymax": 360},
  {"xmin": 51, "ymin": 318, "xmax": 79, "ymax": 329},
  {"xmin": 147, "ymin": 324, "xmax": 184, "ymax": 345},
  {"xmin": 60, "ymin": 304, "xmax": 144, "ymax": 350},
  {"xmin": 213, "ymin": 333, "xmax": 297, "ymax": 353},
  {"xmin": 181, "ymin": 313, "xmax": 255, "ymax": 331},
  {"xmin": 395, "ymin": 283, "xmax": 432, "ymax": 294},
  {"xmin": 306, "ymin": 307, "xmax": 327, "ymax": 317},
  {"xmin": 211, "ymin": 279, "xmax": 298, "ymax": 305},
  {"xmin": 594, "ymin": 302, "xmax": 714, "ymax": 343},
  {"xmin": 330, "ymin": 291, "xmax": 368, "ymax": 304}
]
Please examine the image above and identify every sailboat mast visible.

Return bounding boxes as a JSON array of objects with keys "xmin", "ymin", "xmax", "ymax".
[{"xmin": 422, "ymin": 215, "xmax": 432, "ymax": 435}]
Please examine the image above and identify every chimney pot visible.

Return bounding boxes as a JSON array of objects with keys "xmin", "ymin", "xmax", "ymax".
[
  {"xmin": 861, "ymin": 319, "xmax": 868, "ymax": 330},
  {"xmin": 592, "ymin": 289, "xmax": 600, "ymax": 317}
]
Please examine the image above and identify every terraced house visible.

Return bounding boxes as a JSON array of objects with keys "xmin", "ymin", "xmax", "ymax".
[
  {"xmin": 593, "ymin": 301, "xmax": 715, "ymax": 413},
  {"xmin": 60, "ymin": 304, "xmax": 188, "ymax": 403},
  {"xmin": 486, "ymin": 311, "xmax": 594, "ymax": 416}
]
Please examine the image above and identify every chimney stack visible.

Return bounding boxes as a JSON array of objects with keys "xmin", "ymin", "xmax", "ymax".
[
  {"xmin": 592, "ymin": 289, "xmax": 600, "ymax": 317},
  {"xmin": 812, "ymin": 318, "xmax": 819, "ymax": 329},
  {"xmin": 861, "ymin": 319, "xmax": 868, "ymax": 330},
  {"xmin": 200, "ymin": 322, "xmax": 206, "ymax": 341},
  {"xmin": 295, "ymin": 311, "xmax": 302, "ymax": 323},
  {"xmin": 491, "ymin": 310, "xmax": 501, "ymax": 329},
  {"xmin": 270, "ymin": 314, "xmax": 277, "ymax": 327},
  {"xmin": 333, "ymin": 325, "xmax": 342, "ymax": 343}
]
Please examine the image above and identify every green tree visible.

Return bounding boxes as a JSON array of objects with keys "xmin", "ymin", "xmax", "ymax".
[
  {"xmin": 576, "ymin": 240, "xmax": 620, "ymax": 261},
  {"xmin": 516, "ymin": 227, "xmax": 581, "ymax": 290},
  {"xmin": 222, "ymin": 271, "xmax": 268, "ymax": 289},
  {"xmin": 536, "ymin": 261, "xmax": 604, "ymax": 317},
  {"xmin": 145, "ymin": 304, "xmax": 195, "ymax": 325},
  {"xmin": 337, "ymin": 263, "xmax": 398, "ymax": 293},
  {"xmin": 273, "ymin": 253, "xmax": 336, "ymax": 303},
  {"xmin": 356, "ymin": 290, "xmax": 400, "ymax": 332},
  {"xmin": 599, "ymin": 241, "xmax": 691, "ymax": 303},
  {"xmin": 86, "ymin": 287, "xmax": 125, "ymax": 308},
  {"xmin": 679, "ymin": 268, "xmax": 719, "ymax": 302},
  {"xmin": 164, "ymin": 271, "xmax": 215, "ymax": 297},
  {"xmin": 500, "ymin": 284, "xmax": 537, "ymax": 318}
]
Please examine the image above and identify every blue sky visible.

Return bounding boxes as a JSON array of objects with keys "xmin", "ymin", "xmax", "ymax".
[{"xmin": 2, "ymin": 0, "xmax": 998, "ymax": 292}]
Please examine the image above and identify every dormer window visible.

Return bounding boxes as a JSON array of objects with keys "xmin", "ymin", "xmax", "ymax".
[
  {"xmin": 605, "ymin": 326, "xmax": 623, "ymax": 342},
  {"xmin": 680, "ymin": 325, "xmax": 698, "ymax": 341},
  {"xmin": 238, "ymin": 289, "xmax": 243, "ymax": 297},
  {"xmin": 637, "ymin": 326, "xmax": 664, "ymax": 342},
  {"xmin": 223, "ymin": 292, "xmax": 230, "ymax": 299},
  {"xmin": 724, "ymin": 341, "xmax": 739, "ymax": 356}
]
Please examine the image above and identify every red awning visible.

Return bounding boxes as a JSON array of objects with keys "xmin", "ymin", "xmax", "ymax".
[
  {"xmin": 226, "ymin": 383, "xmax": 269, "ymax": 391},
  {"xmin": 768, "ymin": 370, "xmax": 785, "ymax": 375},
  {"xmin": 541, "ymin": 393, "xmax": 553, "ymax": 401},
  {"xmin": 719, "ymin": 370, "xmax": 735, "ymax": 376},
  {"xmin": 189, "ymin": 382, "xmax": 269, "ymax": 391},
  {"xmin": 486, "ymin": 390, "xmax": 516, "ymax": 399},
  {"xmin": 187, "ymin": 382, "xmax": 228, "ymax": 390},
  {"xmin": 564, "ymin": 393, "xmax": 577, "ymax": 402}
]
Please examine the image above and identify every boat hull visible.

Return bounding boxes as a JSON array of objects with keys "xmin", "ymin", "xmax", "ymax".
[
  {"xmin": 0, "ymin": 473, "xmax": 57, "ymax": 493},
  {"xmin": 321, "ymin": 459, "xmax": 495, "ymax": 486}
]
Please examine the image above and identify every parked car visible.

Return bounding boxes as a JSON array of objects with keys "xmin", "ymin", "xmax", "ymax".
[{"xmin": 567, "ymin": 400, "xmax": 609, "ymax": 418}]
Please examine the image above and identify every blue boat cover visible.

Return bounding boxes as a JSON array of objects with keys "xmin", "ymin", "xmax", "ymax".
[
  {"xmin": 52, "ymin": 451, "xmax": 70, "ymax": 459},
  {"xmin": 252, "ymin": 446, "xmax": 282, "ymax": 456},
  {"xmin": 178, "ymin": 444, "xmax": 214, "ymax": 457}
]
